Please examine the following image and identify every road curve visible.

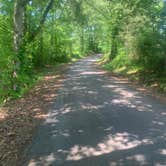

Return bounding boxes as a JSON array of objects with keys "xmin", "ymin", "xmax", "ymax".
[{"xmin": 24, "ymin": 55, "xmax": 166, "ymax": 166}]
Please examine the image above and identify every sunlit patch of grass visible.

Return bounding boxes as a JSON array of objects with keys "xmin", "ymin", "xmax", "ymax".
[
  {"xmin": 127, "ymin": 68, "xmax": 139, "ymax": 75},
  {"xmin": 70, "ymin": 53, "xmax": 84, "ymax": 62},
  {"xmin": 159, "ymin": 76, "xmax": 166, "ymax": 93},
  {"xmin": 97, "ymin": 53, "xmax": 109, "ymax": 64},
  {"xmin": 150, "ymin": 83, "xmax": 159, "ymax": 88},
  {"xmin": 71, "ymin": 58, "xmax": 81, "ymax": 62},
  {"xmin": 102, "ymin": 53, "xmax": 166, "ymax": 93},
  {"xmin": 114, "ymin": 66, "xmax": 127, "ymax": 73}
]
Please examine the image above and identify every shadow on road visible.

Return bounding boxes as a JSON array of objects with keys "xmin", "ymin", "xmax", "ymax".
[{"xmin": 24, "ymin": 56, "xmax": 166, "ymax": 166}]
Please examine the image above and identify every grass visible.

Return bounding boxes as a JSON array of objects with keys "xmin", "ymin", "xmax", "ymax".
[{"xmin": 102, "ymin": 54, "xmax": 166, "ymax": 93}]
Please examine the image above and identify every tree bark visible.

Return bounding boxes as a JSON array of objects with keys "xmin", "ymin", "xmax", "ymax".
[
  {"xmin": 12, "ymin": 0, "xmax": 54, "ymax": 90},
  {"xmin": 80, "ymin": 26, "xmax": 84, "ymax": 55},
  {"xmin": 13, "ymin": 0, "xmax": 29, "ymax": 90},
  {"xmin": 110, "ymin": 26, "xmax": 118, "ymax": 60},
  {"xmin": 13, "ymin": 0, "xmax": 29, "ymax": 52},
  {"xmin": 14, "ymin": 0, "xmax": 54, "ymax": 46}
]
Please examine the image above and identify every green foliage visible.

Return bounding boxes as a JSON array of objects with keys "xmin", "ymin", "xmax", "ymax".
[
  {"xmin": 102, "ymin": 0, "xmax": 166, "ymax": 91},
  {"xmin": 0, "ymin": 0, "xmax": 102, "ymax": 103},
  {"xmin": 0, "ymin": 14, "xmax": 14, "ymax": 103},
  {"xmin": 134, "ymin": 30, "xmax": 165, "ymax": 71},
  {"xmin": 108, "ymin": 49, "xmax": 130, "ymax": 69}
]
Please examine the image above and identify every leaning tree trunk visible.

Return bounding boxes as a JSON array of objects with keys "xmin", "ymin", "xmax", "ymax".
[{"xmin": 29, "ymin": 0, "xmax": 54, "ymax": 42}]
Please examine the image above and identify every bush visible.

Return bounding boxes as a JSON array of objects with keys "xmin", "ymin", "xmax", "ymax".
[{"xmin": 134, "ymin": 30, "xmax": 165, "ymax": 72}]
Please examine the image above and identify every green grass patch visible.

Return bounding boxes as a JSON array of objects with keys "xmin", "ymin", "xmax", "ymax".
[
  {"xmin": 0, "ymin": 63, "xmax": 64, "ymax": 106},
  {"xmin": 102, "ymin": 53, "xmax": 166, "ymax": 93}
]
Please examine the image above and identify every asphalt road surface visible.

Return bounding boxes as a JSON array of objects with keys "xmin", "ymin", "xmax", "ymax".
[{"xmin": 24, "ymin": 55, "xmax": 166, "ymax": 166}]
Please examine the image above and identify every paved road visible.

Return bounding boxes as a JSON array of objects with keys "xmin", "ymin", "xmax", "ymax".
[{"xmin": 24, "ymin": 56, "xmax": 166, "ymax": 166}]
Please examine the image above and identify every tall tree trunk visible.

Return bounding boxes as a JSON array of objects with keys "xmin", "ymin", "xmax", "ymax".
[
  {"xmin": 13, "ymin": 0, "xmax": 28, "ymax": 90},
  {"xmin": 12, "ymin": 0, "xmax": 54, "ymax": 90},
  {"xmin": 13, "ymin": 0, "xmax": 28, "ymax": 52},
  {"xmin": 39, "ymin": 30, "xmax": 43, "ymax": 66},
  {"xmin": 110, "ymin": 26, "xmax": 118, "ymax": 60},
  {"xmin": 110, "ymin": 37, "xmax": 117, "ymax": 60},
  {"xmin": 80, "ymin": 26, "xmax": 84, "ymax": 55}
]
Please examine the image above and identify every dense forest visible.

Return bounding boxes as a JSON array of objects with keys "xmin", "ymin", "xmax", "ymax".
[{"xmin": 0, "ymin": 0, "xmax": 166, "ymax": 103}]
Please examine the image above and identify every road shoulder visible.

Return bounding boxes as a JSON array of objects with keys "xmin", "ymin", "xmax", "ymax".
[{"xmin": 0, "ymin": 65, "xmax": 66, "ymax": 166}]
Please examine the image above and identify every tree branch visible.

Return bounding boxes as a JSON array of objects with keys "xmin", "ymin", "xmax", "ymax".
[
  {"xmin": 30, "ymin": 0, "xmax": 54, "ymax": 41},
  {"xmin": 85, "ymin": 0, "xmax": 110, "ymax": 20}
]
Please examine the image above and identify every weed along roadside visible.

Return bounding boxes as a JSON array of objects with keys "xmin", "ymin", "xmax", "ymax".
[{"xmin": 0, "ymin": 65, "xmax": 67, "ymax": 166}]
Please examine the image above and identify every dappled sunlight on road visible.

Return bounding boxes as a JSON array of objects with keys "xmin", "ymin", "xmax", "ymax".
[
  {"xmin": 28, "ymin": 153, "xmax": 57, "ymax": 166},
  {"xmin": 102, "ymin": 83, "xmax": 154, "ymax": 112},
  {"xmin": 25, "ymin": 56, "xmax": 166, "ymax": 166},
  {"xmin": 161, "ymin": 112, "xmax": 166, "ymax": 116},
  {"xmin": 125, "ymin": 154, "xmax": 147, "ymax": 165},
  {"xmin": 66, "ymin": 132, "xmax": 152, "ymax": 161},
  {"xmin": 81, "ymin": 104, "xmax": 104, "ymax": 110},
  {"xmin": 158, "ymin": 149, "xmax": 166, "ymax": 155},
  {"xmin": 80, "ymin": 71, "xmax": 107, "ymax": 75},
  {"xmin": 0, "ymin": 108, "xmax": 8, "ymax": 120}
]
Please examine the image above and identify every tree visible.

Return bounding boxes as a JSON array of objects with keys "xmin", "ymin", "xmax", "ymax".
[{"xmin": 13, "ymin": 0, "xmax": 29, "ymax": 52}]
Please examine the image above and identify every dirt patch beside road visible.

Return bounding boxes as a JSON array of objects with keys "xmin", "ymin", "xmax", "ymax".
[{"xmin": 0, "ymin": 65, "xmax": 66, "ymax": 166}]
